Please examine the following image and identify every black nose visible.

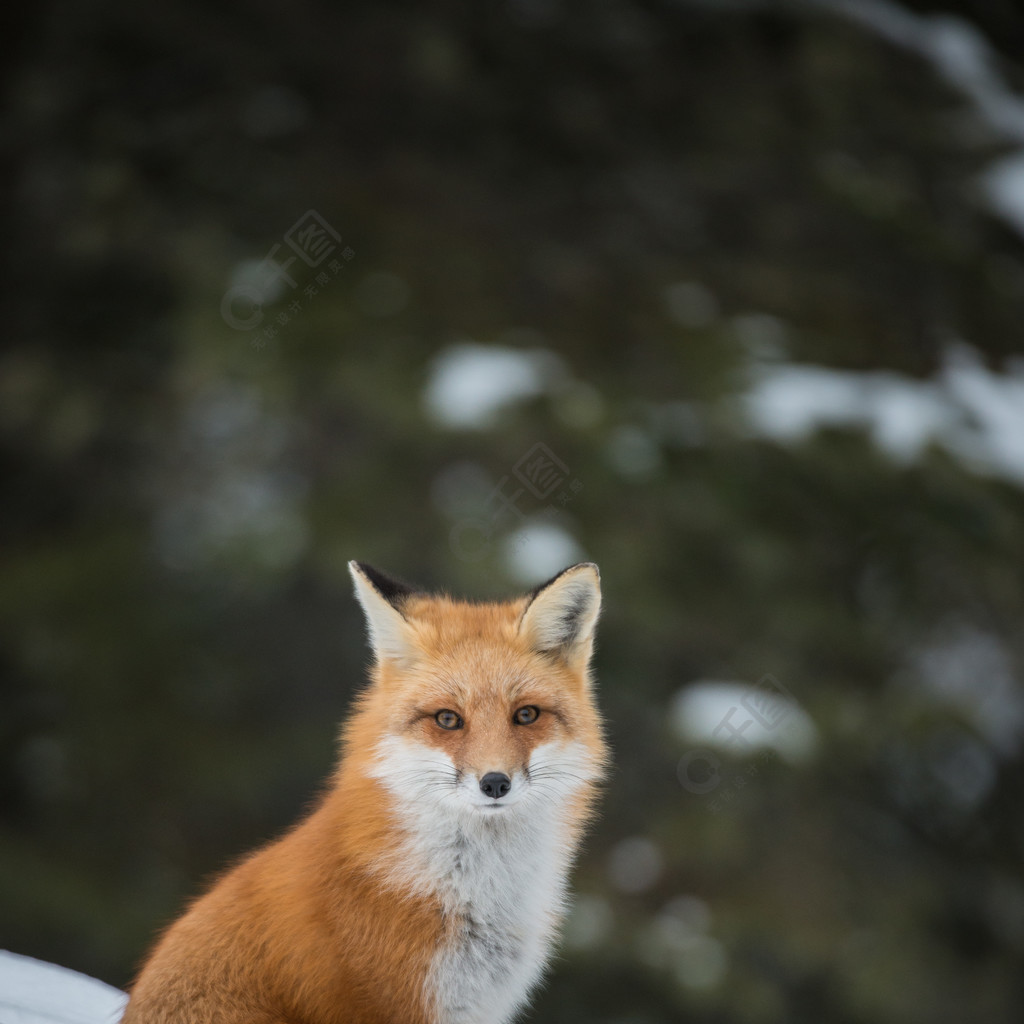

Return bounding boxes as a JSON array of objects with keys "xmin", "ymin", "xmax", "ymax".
[{"xmin": 479, "ymin": 772, "xmax": 512, "ymax": 799}]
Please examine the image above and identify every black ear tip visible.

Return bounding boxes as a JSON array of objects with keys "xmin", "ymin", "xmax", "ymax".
[
  {"xmin": 350, "ymin": 561, "xmax": 417, "ymax": 606},
  {"xmin": 349, "ymin": 560, "xmax": 382, "ymax": 585},
  {"xmin": 527, "ymin": 562, "xmax": 601, "ymax": 603}
]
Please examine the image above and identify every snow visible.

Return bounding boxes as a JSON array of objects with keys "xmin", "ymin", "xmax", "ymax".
[
  {"xmin": 0, "ymin": 951, "xmax": 127, "ymax": 1024},
  {"xmin": 423, "ymin": 343, "xmax": 566, "ymax": 429},
  {"xmin": 980, "ymin": 153, "xmax": 1024, "ymax": 238},
  {"xmin": 671, "ymin": 680, "xmax": 819, "ymax": 763},
  {"xmin": 746, "ymin": 364, "xmax": 957, "ymax": 461},
  {"xmin": 744, "ymin": 346, "xmax": 1024, "ymax": 486},
  {"xmin": 503, "ymin": 521, "xmax": 586, "ymax": 584},
  {"xmin": 817, "ymin": 0, "xmax": 1024, "ymax": 143},
  {"xmin": 814, "ymin": 0, "xmax": 1024, "ymax": 239},
  {"xmin": 910, "ymin": 624, "xmax": 1024, "ymax": 757}
]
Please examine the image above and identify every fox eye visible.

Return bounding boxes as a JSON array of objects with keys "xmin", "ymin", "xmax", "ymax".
[
  {"xmin": 513, "ymin": 705, "xmax": 540, "ymax": 726},
  {"xmin": 435, "ymin": 709, "xmax": 463, "ymax": 730}
]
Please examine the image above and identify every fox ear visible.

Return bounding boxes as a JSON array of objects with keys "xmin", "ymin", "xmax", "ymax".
[
  {"xmin": 348, "ymin": 561, "xmax": 417, "ymax": 665},
  {"xmin": 519, "ymin": 562, "xmax": 601, "ymax": 668}
]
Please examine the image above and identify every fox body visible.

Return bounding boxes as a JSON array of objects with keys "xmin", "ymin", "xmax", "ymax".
[{"xmin": 122, "ymin": 561, "xmax": 607, "ymax": 1024}]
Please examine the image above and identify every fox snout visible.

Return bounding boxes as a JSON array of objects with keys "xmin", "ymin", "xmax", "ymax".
[{"xmin": 479, "ymin": 772, "xmax": 512, "ymax": 800}]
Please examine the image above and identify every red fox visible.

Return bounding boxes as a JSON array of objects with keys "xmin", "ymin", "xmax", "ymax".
[{"xmin": 122, "ymin": 561, "xmax": 607, "ymax": 1024}]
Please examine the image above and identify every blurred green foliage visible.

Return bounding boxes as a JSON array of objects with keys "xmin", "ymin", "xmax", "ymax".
[{"xmin": 2, "ymin": 1, "xmax": 1024, "ymax": 1021}]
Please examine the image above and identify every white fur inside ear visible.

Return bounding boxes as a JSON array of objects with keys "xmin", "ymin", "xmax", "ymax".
[
  {"xmin": 520, "ymin": 563, "xmax": 601, "ymax": 661},
  {"xmin": 348, "ymin": 562, "xmax": 415, "ymax": 664}
]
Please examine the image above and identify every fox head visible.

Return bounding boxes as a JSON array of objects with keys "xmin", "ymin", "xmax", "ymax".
[{"xmin": 345, "ymin": 561, "xmax": 607, "ymax": 825}]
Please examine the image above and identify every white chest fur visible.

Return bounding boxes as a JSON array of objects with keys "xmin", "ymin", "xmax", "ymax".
[{"xmin": 425, "ymin": 812, "xmax": 570, "ymax": 1024}]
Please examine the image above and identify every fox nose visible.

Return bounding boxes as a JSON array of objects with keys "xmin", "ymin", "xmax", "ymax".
[{"xmin": 479, "ymin": 772, "xmax": 512, "ymax": 800}]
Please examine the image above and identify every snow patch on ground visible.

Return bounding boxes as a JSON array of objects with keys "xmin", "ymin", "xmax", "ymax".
[{"xmin": 0, "ymin": 950, "xmax": 127, "ymax": 1024}]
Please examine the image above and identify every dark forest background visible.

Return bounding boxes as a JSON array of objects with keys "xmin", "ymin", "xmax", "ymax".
[{"xmin": 3, "ymin": 0, "xmax": 1024, "ymax": 1021}]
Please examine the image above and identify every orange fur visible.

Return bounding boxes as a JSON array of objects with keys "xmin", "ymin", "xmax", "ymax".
[{"xmin": 122, "ymin": 564, "xmax": 607, "ymax": 1024}]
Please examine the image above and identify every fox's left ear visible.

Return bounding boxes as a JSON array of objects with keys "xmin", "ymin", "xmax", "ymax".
[
  {"xmin": 519, "ymin": 562, "xmax": 601, "ymax": 669},
  {"xmin": 348, "ymin": 561, "xmax": 417, "ymax": 665}
]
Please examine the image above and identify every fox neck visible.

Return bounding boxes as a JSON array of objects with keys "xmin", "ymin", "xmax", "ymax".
[{"xmin": 390, "ymin": 783, "xmax": 573, "ymax": 912}]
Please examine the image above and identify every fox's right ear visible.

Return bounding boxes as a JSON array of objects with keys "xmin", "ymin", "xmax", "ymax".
[{"xmin": 348, "ymin": 561, "xmax": 417, "ymax": 665}]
